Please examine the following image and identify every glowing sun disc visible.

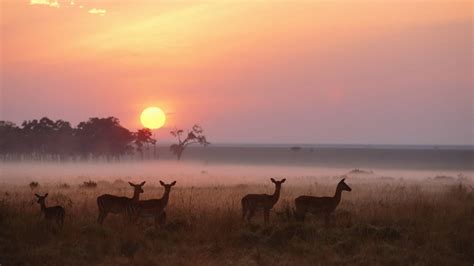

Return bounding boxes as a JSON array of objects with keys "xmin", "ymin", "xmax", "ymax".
[{"xmin": 140, "ymin": 107, "xmax": 166, "ymax": 129}]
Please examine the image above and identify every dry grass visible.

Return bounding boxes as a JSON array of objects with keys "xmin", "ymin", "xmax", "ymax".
[{"xmin": 0, "ymin": 177, "xmax": 473, "ymax": 265}]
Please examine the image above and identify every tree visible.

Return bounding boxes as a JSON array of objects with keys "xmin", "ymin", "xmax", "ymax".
[
  {"xmin": 0, "ymin": 121, "xmax": 21, "ymax": 159},
  {"xmin": 76, "ymin": 117, "xmax": 134, "ymax": 160},
  {"xmin": 134, "ymin": 128, "xmax": 156, "ymax": 159},
  {"xmin": 51, "ymin": 120, "xmax": 75, "ymax": 160},
  {"xmin": 1, "ymin": 116, "xmax": 190, "ymax": 162},
  {"xmin": 170, "ymin": 124, "xmax": 209, "ymax": 160}
]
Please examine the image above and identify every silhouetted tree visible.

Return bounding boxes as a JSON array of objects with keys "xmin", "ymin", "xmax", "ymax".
[
  {"xmin": 51, "ymin": 120, "xmax": 75, "ymax": 160},
  {"xmin": 134, "ymin": 128, "xmax": 156, "ymax": 159},
  {"xmin": 1, "ymin": 116, "xmax": 174, "ymax": 161},
  {"xmin": 76, "ymin": 117, "xmax": 134, "ymax": 161},
  {"xmin": 0, "ymin": 121, "xmax": 22, "ymax": 160},
  {"xmin": 21, "ymin": 117, "xmax": 60, "ymax": 160},
  {"xmin": 170, "ymin": 124, "xmax": 209, "ymax": 160}
]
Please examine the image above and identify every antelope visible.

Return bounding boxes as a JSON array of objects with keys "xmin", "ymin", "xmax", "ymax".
[
  {"xmin": 35, "ymin": 193, "xmax": 65, "ymax": 229},
  {"xmin": 294, "ymin": 178, "xmax": 351, "ymax": 225},
  {"xmin": 129, "ymin": 181, "xmax": 176, "ymax": 228},
  {"xmin": 97, "ymin": 181, "xmax": 145, "ymax": 225},
  {"xmin": 241, "ymin": 178, "xmax": 286, "ymax": 224}
]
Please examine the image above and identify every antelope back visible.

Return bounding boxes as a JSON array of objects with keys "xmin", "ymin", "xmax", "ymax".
[{"xmin": 98, "ymin": 194, "xmax": 132, "ymax": 213}]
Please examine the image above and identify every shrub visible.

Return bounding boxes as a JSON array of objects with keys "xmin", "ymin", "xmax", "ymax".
[
  {"xmin": 81, "ymin": 180, "xmax": 97, "ymax": 189},
  {"xmin": 59, "ymin": 183, "xmax": 71, "ymax": 189},
  {"xmin": 349, "ymin": 168, "xmax": 374, "ymax": 174},
  {"xmin": 29, "ymin": 181, "xmax": 39, "ymax": 190},
  {"xmin": 434, "ymin": 175, "xmax": 454, "ymax": 181}
]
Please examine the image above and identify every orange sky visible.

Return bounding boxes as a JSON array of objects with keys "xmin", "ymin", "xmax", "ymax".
[{"xmin": 1, "ymin": 1, "xmax": 472, "ymax": 144}]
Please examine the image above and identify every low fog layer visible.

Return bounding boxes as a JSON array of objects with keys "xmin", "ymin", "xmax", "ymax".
[{"xmin": 1, "ymin": 160, "xmax": 472, "ymax": 186}]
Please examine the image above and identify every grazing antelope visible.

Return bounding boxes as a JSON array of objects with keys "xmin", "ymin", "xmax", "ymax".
[
  {"xmin": 241, "ymin": 178, "xmax": 286, "ymax": 224},
  {"xmin": 97, "ymin": 181, "xmax": 145, "ymax": 225},
  {"xmin": 35, "ymin": 193, "xmax": 65, "ymax": 229},
  {"xmin": 129, "ymin": 181, "xmax": 176, "ymax": 228},
  {"xmin": 294, "ymin": 178, "xmax": 351, "ymax": 225}
]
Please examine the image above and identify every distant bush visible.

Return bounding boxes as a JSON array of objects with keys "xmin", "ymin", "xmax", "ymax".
[
  {"xmin": 434, "ymin": 175, "xmax": 454, "ymax": 181},
  {"xmin": 29, "ymin": 181, "xmax": 39, "ymax": 190},
  {"xmin": 58, "ymin": 183, "xmax": 71, "ymax": 189},
  {"xmin": 81, "ymin": 180, "xmax": 97, "ymax": 188},
  {"xmin": 349, "ymin": 168, "xmax": 374, "ymax": 174},
  {"xmin": 290, "ymin": 146, "xmax": 302, "ymax": 152}
]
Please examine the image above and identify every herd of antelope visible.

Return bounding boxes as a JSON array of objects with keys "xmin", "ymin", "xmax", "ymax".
[{"xmin": 34, "ymin": 178, "xmax": 352, "ymax": 230}]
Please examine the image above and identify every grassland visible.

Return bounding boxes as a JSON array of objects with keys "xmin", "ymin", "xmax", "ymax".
[{"xmin": 0, "ymin": 176, "xmax": 473, "ymax": 265}]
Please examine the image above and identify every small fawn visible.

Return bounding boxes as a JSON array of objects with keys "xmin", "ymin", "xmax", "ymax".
[
  {"xmin": 97, "ymin": 181, "xmax": 145, "ymax": 225},
  {"xmin": 294, "ymin": 178, "xmax": 351, "ymax": 225},
  {"xmin": 35, "ymin": 193, "xmax": 65, "ymax": 229},
  {"xmin": 129, "ymin": 181, "xmax": 176, "ymax": 228},
  {"xmin": 241, "ymin": 178, "xmax": 286, "ymax": 224}
]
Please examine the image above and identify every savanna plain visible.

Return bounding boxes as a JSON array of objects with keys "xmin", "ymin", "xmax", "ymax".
[{"xmin": 0, "ymin": 160, "xmax": 473, "ymax": 266}]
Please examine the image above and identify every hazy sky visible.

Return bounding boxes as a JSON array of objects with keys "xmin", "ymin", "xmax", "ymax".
[{"xmin": 1, "ymin": 1, "xmax": 472, "ymax": 145}]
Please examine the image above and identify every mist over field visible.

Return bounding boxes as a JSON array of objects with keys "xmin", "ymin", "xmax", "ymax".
[
  {"xmin": 1, "ymin": 146, "xmax": 473, "ymax": 265},
  {"xmin": 1, "ymin": 146, "xmax": 472, "ymax": 186}
]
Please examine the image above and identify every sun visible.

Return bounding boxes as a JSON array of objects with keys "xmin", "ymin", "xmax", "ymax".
[{"xmin": 140, "ymin": 107, "xmax": 166, "ymax": 129}]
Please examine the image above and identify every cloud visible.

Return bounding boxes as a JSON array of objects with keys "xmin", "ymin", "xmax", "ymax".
[
  {"xmin": 30, "ymin": 0, "xmax": 60, "ymax": 8},
  {"xmin": 88, "ymin": 8, "xmax": 106, "ymax": 16},
  {"xmin": 29, "ymin": 1, "xmax": 107, "ymax": 16}
]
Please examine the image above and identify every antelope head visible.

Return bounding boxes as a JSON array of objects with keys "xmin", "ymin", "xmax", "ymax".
[
  {"xmin": 270, "ymin": 178, "xmax": 286, "ymax": 189},
  {"xmin": 129, "ymin": 181, "xmax": 146, "ymax": 194},
  {"xmin": 338, "ymin": 178, "xmax": 352, "ymax": 192},
  {"xmin": 35, "ymin": 193, "xmax": 48, "ymax": 205},
  {"xmin": 159, "ymin": 180, "xmax": 177, "ymax": 192}
]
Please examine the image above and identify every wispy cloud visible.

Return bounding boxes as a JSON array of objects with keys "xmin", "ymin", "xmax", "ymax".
[
  {"xmin": 30, "ymin": 1, "xmax": 106, "ymax": 16},
  {"xmin": 88, "ymin": 8, "xmax": 106, "ymax": 16},
  {"xmin": 30, "ymin": 0, "xmax": 60, "ymax": 8}
]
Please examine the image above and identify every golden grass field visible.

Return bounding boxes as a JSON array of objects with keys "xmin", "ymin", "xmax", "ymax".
[{"xmin": 1, "ymin": 173, "xmax": 473, "ymax": 266}]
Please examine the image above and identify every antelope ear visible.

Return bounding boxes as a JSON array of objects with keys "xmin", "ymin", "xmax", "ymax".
[
  {"xmin": 160, "ymin": 181, "xmax": 165, "ymax": 186},
  {"xmin": 44, "ymin": 193, "xmax": 48, "ymax": 197},
  {"xmin": 128, "ymin": 182, "xmax": 135, "ymax": 187},
  {"xmin": 281, "ymin": 178, "xmax": 286, "ymax": 183},
  {"xmin": 35, "ymin": 193, "xmax": 40, "ymax": 198},
  {"xmin": 341, "ymin": 178, "xmax": 346, "ymax": 182},
  {"xmin": 140, "ymin": 181, "xmax": 146, "ymax": 186},
  {"xmin": 171, "ymin": 181, "xmax": 177, "ymax": 186},
  {"xmin": 270, "ymin": 178, "xmax": 276, "ymax": 183}
]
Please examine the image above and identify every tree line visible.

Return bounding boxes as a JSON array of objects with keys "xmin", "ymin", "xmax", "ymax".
[{"xmin": 0, "ymin": 117, "xmax": 208, "ymax": 161}]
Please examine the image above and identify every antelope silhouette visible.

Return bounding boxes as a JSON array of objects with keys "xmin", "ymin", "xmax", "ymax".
[
  {"xmin": 294, "ymin": 178, "xmax": 351, "ymax": 225},
  {"xmin": 241, "ymin": 178, "xmax": 286, "ymax": 224},
  {"xmin": 35, "ymin": 193, "xmax": 65, "ymax": 229},
  {"xmin": 129, "ymin": 181, "xmax": 176, "ymax": 228},
  {"xmin": 96, "ymin": 181, "xmax": 145, "ymax": 225}
]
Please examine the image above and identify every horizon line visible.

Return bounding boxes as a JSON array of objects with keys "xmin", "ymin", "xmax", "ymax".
[{"xmin": 155, "ymin": 142, "xmax": 474, "ymax": 149}]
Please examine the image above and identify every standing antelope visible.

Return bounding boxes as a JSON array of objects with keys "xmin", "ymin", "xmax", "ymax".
[
  {"xmin": 129, "ymin": 181, "xmax": 176, "ymax": 228},
  {"xmin": 294, "ymin": 178, "xmax": 351, "ymax": 225},
  {"xmin": 241, "ymin": 178, "xmax": 286, "ymax": 224},
  {"xmin": 35, "ymin": 193, "xmax": 65, "ymax": 229},
  {"xmin": 97, "ymin": 181, "xmax": 145, "ymax": 225}
]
